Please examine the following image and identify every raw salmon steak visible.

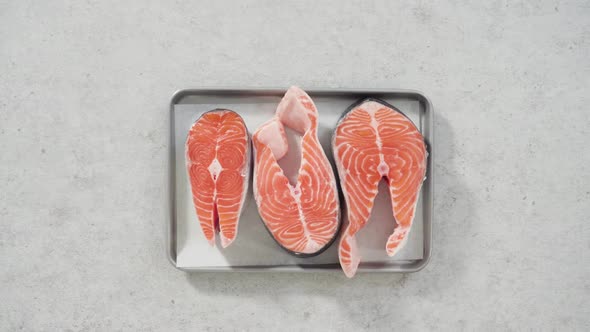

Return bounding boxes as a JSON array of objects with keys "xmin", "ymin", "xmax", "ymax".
[
  {"xmin": 333, "ymin": 99, "xmax": 427, "ymax": 277},
  {"xmin": 185, "ymin": 109, "xmax": 250, "ymax": 248},
  {"xmin": 253, "ymin": 86, "xmax": 340, "ymax": 256}
]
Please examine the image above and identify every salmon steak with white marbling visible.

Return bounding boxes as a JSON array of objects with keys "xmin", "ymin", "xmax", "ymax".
[
  {"xmin": 186, "ymin": 109, "xmax": 250, "ymax": 248},
  {"xmin": 253, "ymin": 86, "xmax": 340, "ymax": 256},
  {"xmin": 333, "ymin": 99, "xmax": 427, "ymax": 277}
]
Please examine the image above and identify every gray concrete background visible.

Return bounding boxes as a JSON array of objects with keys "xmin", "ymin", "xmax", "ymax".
[{"xmin": 1, "ymin": 0, "xmax": 589, "ymax": 331}]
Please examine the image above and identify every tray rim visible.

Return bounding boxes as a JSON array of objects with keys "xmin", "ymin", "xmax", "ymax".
[{"xmin": 168, "ymin": 87, "xmax": 434, "ymax": 273}]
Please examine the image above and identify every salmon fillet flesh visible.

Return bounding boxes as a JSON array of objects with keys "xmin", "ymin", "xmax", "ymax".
[
  {"xmin": 185, "ymin": 109, "xmax": 250, "ymax": 248},
  {"xmin": 333, "ymin": 99, "xmax": 427, "ymax": 277},
  {"xmin": 253, "ymin": 86, "xmax": 340, "ymax": 256}
]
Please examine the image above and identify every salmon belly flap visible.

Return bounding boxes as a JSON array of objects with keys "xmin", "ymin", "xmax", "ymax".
[
  {"xmin": 253, "ymin": 86, "xmax": 340, "ymax": 256},
  {"xmin": 333, "ymin": 99, "xmax": 427, "ymax": 277},
  {"xmin": 185, "ymin": 109, "xmax": 250, "ymax": 248}
]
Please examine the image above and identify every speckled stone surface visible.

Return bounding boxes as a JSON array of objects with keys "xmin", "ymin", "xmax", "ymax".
[{"xmin": 1, "ymin": 1, "xmax": 589, "ymax": 330}]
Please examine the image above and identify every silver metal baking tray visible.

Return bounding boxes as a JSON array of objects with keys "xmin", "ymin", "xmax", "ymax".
[{"xmin": 168, "ymin": 88, "xmax": 433, "ymax": 273}]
